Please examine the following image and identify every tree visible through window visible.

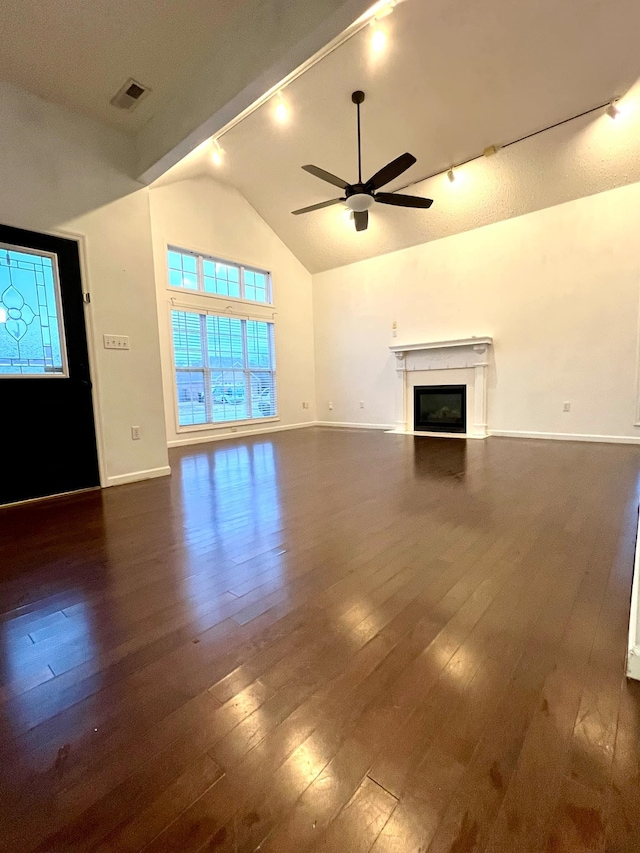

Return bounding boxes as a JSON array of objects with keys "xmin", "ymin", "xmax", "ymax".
[{"xmin": 172, "ymin": 310, "xmax": 277, "ymax": 427}]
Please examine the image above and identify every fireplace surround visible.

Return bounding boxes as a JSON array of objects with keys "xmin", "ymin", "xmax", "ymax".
[{"xmin": 388, "ymin": 336, "xmax": 493, "ymax": 438}]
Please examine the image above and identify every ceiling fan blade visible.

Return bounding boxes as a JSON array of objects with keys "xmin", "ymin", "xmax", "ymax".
[
  {"xmin": 292, "ymin": 198, "xmax": 345, "ymax": 215},
  {"xmin": 366, "ymin": 153, "xmax": 417, "ymax": 191},
  {"xmin": 302, "ymin": 164, "xmax": 350, "ymax": 190},
  {"xmin": 354, "ymin": 210, "xmax": 368, "ymax": 232},
  {"xmin": 375, "ymin": 192, "xmax": 434, "ymax": 209}
]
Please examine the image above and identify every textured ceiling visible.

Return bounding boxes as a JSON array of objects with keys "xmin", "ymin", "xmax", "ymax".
[
  {"xmin": 0, "ymin": 0, "xmax": 246, "ymax": 132},
  {"xmin": 161, "ymin": 0, "xmax": 640, "ymax": 272}
]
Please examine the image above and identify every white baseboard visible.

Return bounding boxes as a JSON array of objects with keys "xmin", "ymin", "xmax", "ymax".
[
  {"xmin": 315, "ymin": 421, "xmax": 395, "ymax": 431},
  {"xmin": 489, "ymin": 429, "xmax": 640, "ymax": 445},
  {"xmin": 628, "ymin": 505, "xmax": 640, "ymax": 681},
  {"xmin": 628, "ymin": 647, "xmax": 640, "ymax": 681},
  {"xmin": 107, "ymin": 466, "xmax": 172, "ymax": 487},
  {"xmin": 167, "ymin": 421, "xmax": 315, "ymax": 448}
]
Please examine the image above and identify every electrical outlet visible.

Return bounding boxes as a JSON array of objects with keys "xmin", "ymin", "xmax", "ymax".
[
  {"xmin": 131, "ymin": 426, "xmax": 141, "ymax": 440},
  {"xmin": 359, "ymin": 401, "xmax": 365, "ymax": 409},
  {"xmin": 328, "ymin": 402, "xmax": 333, "ymax": 411},
  {"xmin": 302, "ymin": 401, "xmax": 310, "ymax": 410},
  {"xmin": 104, "ymin": 334, "xmax": 130, "ymax": 350},
  {"xmin": 563, "ymin": 402, "xmax": 571, "ymax": 412}
]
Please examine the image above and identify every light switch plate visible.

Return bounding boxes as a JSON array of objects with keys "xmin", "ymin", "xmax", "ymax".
[{"xmin": 104, "ymin": 334, "xmax": 130, "ymax": 350}]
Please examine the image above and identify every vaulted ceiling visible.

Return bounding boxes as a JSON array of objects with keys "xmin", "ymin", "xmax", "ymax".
[
  {"xmin": 160, "ymin": 0, "xmax": 640, "ymax": 272},
  {"xmin": 0, "ymin": 0, "xmax": 371, "ymax": 179},
  {"xmin": 2, "ymin": 0, "xmax": 640, "ymax": 273},
  {"xmin": 0, "ymin": 0, "xmax": 238, "ymax": 132}
]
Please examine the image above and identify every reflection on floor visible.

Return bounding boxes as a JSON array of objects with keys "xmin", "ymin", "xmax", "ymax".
[{"xmin": 1, "ymin": 427, "xmax": 640, "ymax": 852}]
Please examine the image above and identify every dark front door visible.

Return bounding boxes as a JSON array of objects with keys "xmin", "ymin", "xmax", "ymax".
[{"xmin": 0, "ymin": 224, "xmax": 99, "ymax": 505}]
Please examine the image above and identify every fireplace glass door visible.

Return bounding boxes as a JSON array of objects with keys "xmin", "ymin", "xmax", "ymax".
[{"xmin": 414, "ymin": 385, "xmax": 466, "ymax": 433}]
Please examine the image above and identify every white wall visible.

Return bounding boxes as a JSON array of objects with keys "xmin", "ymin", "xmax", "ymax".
[
  {"xmin": 149, "ymin": 176, "xmax": 316, "ymax": 446},
  {"xmin": 0, "ymin": 83, "xmax": 169, "ymax": 486},
  {"xmin": 313, "ymin": 180, "xmax": 640, "ymax": 442}
]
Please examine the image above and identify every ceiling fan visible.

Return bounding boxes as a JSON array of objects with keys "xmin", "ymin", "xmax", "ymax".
[{"xmin": 292, "ymin": 90, "xmax": 433, "ymax": 232}]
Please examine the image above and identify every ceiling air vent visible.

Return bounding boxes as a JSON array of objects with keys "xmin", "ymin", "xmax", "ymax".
[{"xmin": 110, "ymin": 78, "xmax": 150, "ymax": 111}]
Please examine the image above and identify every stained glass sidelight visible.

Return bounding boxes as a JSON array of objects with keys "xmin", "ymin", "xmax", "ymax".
[{"xmin": 0, "ymin": 246, "xmax": 66, "ymax": 375}]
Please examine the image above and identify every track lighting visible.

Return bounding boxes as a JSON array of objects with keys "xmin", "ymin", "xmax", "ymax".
[
  {"xmin": 374, "ymin": 0, "xmax": 396, "ymax": 19},
  {"xmin": 273, "ymin": 92, "xmax": 289, "ymax": 124},
  {"xmin": 447, "ymin": 168, "xmax": 456, "ymax": 183},
  {"xmin": 211, "ymin": 139, "xmax": 225, "ymax": 166},
  {"xmin": 370, "ymin": 20, "xmax": 388, "ymax": 52},
  {"xmin": 606, "ymin": 100, "xmax": 621, "ymax": 120},
  {"xmin": 369, "ymin": 0, "xmax": 395, "ymax": 52},
  {"xmin": 483, "ymin": 145, "xmax": 499, "ymax": 157}
]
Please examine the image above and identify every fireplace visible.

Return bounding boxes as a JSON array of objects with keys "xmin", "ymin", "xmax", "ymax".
[{"xmin": 414, "ymin": 385, "xmax": 467, "ymax": 433}]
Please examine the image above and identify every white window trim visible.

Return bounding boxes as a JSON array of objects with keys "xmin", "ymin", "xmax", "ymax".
[
  {"xmin": 169, "ymin": 304, "xmax": 278, "ymax": 434},
  {"xmin": 0, "ymin": 241, "xmax": 69, "ymax": 379}
]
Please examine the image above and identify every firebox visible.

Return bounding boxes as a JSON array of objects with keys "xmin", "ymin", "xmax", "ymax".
[{"xmin": 413, "ymin": 385, "xmax": 466, "ymax": 433}]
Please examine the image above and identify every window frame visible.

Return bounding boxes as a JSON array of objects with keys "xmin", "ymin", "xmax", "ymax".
[
  {"xmin": 170, "ymin": 306, "xmax": 278, "ymax": 434},
  {"xmin": 0, "ymin": 241, "xmax": 69, "ymax": 379},
  {"xmin": 167, "ymin": 245, "xmax": 273, "ymax": 306}
]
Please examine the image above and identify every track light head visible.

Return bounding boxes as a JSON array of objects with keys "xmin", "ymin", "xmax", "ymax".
[
  {"xmin": 606, "ymin": 100, "xmax": 621, "ymax": 120},
  {"xmin": 211, "ymin": 139, "xmax": 225, "ymax": 166},
  {"xmin": 374, "ymin": 0, "xmax": 396, "ymax": 19},
  {"xmin": 274, "ymin": 92, "xmax": 289, "ymax": 124}
]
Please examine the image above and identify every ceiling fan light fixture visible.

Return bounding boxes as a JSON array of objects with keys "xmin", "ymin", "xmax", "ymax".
[{"xmin": 346, "ymin": 193, "xmax": 375, "ymax": 212}]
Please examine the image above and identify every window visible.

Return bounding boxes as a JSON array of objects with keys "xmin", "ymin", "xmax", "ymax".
[
  {"xmin": 172, "ymin": 309, "xmax": 277, "ymax": 427},
  {"xmin": 0, "ymin": 245, "xmax": 66, "ymax": 376},
  {"xmin": 168, "ymin": 247, "xmax": 271, "ymax": 304}
]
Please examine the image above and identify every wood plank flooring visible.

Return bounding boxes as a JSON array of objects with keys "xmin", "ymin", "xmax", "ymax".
[{"xmin": 1, "ymin": 427, "xmax": 640, "ymax": 852}]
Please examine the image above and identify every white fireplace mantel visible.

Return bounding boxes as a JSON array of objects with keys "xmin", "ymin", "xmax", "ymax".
[{"xmin": 388, "ymin": 336, "xmax": 493, "ymax": 438}]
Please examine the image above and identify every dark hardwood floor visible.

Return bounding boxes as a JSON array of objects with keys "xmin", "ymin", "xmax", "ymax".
[{"xmin": 1, "ymin": 427, "xmax": 640, "ymax": 852}]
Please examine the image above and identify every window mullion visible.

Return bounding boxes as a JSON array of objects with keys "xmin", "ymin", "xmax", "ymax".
[
  {"xmin": 200, "ymin": 314, "xmax": 213, "ymax": 423},
  {"xmin": 197, "ymin": 254, "xmax": 204, "ymax": 293},
  {"xmin": 241, "ymin": 319, "xmax": 252, "ymax": 419}
]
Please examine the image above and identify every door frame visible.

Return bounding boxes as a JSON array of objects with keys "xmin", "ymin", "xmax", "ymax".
[{"xmin": 2, "ymin": 223, "xmax": 109, "ymax": 490}]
